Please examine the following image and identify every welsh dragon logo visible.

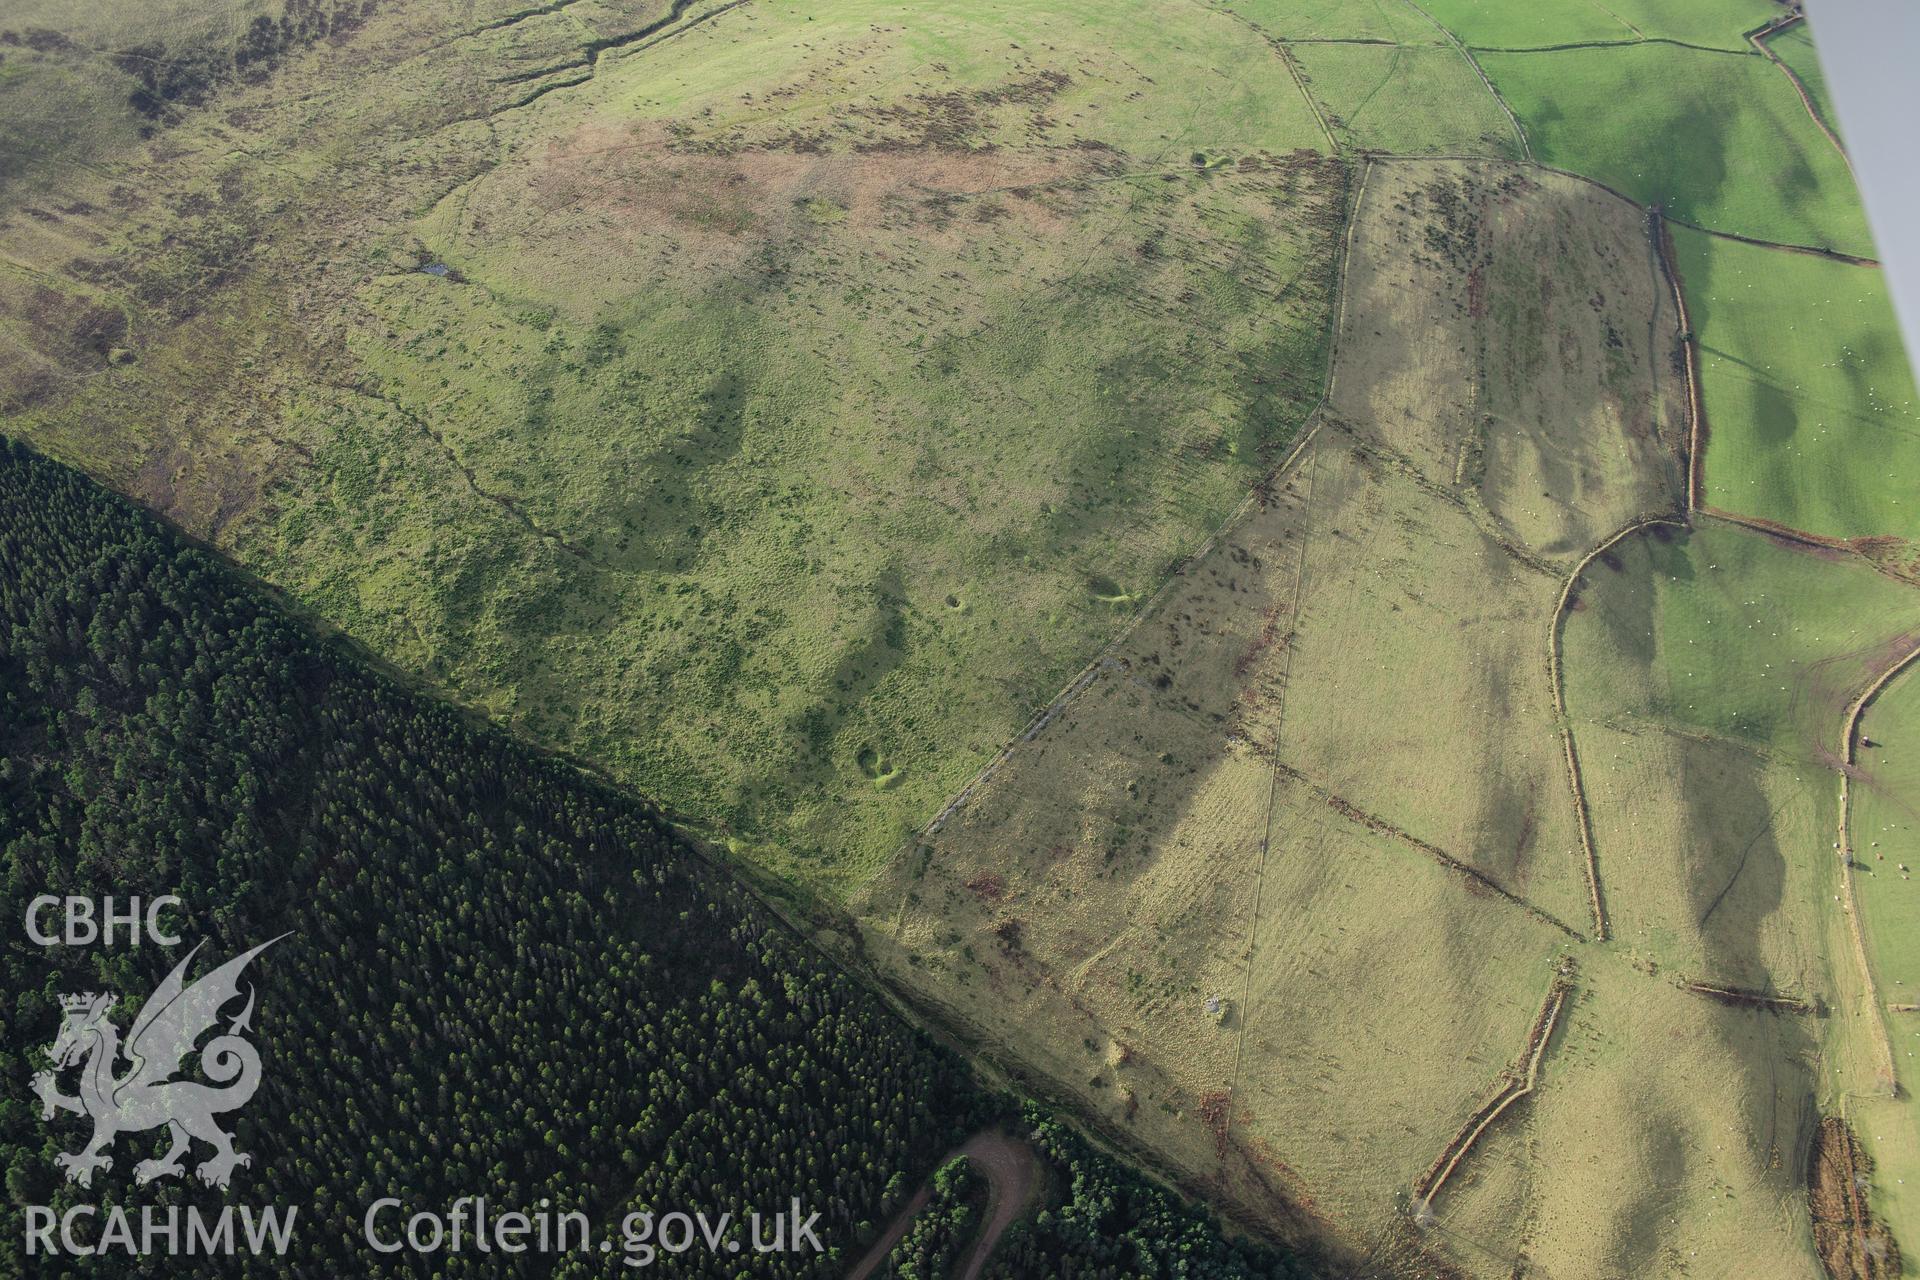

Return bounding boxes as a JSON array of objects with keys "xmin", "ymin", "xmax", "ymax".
[{"xmin": 31, "ymin": 936, "xmax": 285, "ymax": 1190}]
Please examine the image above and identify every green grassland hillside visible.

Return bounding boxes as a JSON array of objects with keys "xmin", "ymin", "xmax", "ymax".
[
  {"xmin": 0, "ymin": 435, "xmax": 1328, "ymax": 1279},
  {"xmin": 1675, "ymin": 225, "xmax": 1920, "ymax": 546},
  {"xmin": 1853, "ymin": 663, "xmax": 1920, "ymax": 1245},
  {"xmin": 1420, "ymin": 0, "xmax": 1777, "ymax": 50},
  {"xmin": 1288, "ymin": 41, "xmax": 1520, "ymax": 156},
  {"xmin": 1, "ymin": 0, "xmax": 1344, "ymax": 893},
  {"xmin": 3, "ymin": 1, "xmax": 1918, "ymax": 1278},
  {"xmin": 0, "ymin": 0, "xmax": 365, "ymax": 193},
  {"xmin": 1481, "ymin": 44, "xmax": 1870, "ymax": 253},
  {"xmin": 1763, "ymin": 19, "xmax": 1843, "ymax": 144},
  {"xmin": 1556, "ymin": 518, "xmax": 1920, "ymax": 1276}
]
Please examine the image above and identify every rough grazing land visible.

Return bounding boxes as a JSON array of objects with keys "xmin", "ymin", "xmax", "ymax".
[
  {"xmin": 857, "ymin": 158, "xmax": 1717, "ymax": 1273},
  {"xmin": 1286, "ymin": 42, "xmax": 1519, "ymax": 158},
  {"xmin": 1850, "ymin": 664, "xmax": 1920, "ymax": 1246},
  {"xmin": 0, "ymin": 0, "xmax": 1343, "ymax": 892},
  {"xmin": 4, "ymin": 1, "xmax": 1919, "ymax": 1276}
]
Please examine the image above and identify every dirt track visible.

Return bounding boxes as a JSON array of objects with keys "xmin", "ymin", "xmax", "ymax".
[
  {"xmin": 844, "ymin": 1131, "xmax": 1038, "ymax": 1280},
  {"xmin": 952, "ymin": 1133, "xmax": 1038, "ymax": 1280}
]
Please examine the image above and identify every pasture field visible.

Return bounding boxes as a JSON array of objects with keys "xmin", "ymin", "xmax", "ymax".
[
  {"xmin": 859, "ymin": 157, "xmax": 1705, "ymax": 1273},
  {"xmin": 1420, "ymin": 0, "xmax": 1776, "ymax": 51},
  {"xmin": 1561, "ymin": 521, "xmax": 1920, "ymax": 755},
  {"xmin": 1558, "ymin": 521, "xmax": 1917, "ymax": 985},
  {"xmin": 1674, "ymin": 224, "xmax": 1920, "ymax": 547},
  {"xmin": 1416, "ymin": 0, "xmax": 1631, "ymax": 48},
  {"xmin": 1561, "ymin": 716, "xmax": 1840, "ymax": 993},
  {"xmin": 1856, "ymin": 667, "xmax": 1920, "ymax": 1053},
  {"xmin": 1333, "ymin": 160, "xmax": 1684, "ymax": 559},
  {"xmin": 1588, "ymin": 0, "xmax": 1779, "ymax": 49},
  {"xmin": 1852, "ymin": 663, "xmax": 1920, "ymax": 1245},
  {"xmin": 1289, "ymin": 42, "xmax": 1520, "ymax": 157},
  {"xmin": 1763, "ymin": 20, "xmax": 1843, "ymax": 146},
  {"xmin": 1467, "ymin": 513, "xmax": 1920, "ymax": 1279},
  {"xmin": 1480, "ymin": 44, "xmax": 1874, "ymax": 254},
  {"xmin": 858, "ymin": 434, "xmax": 1577, "ymax": 1255},
  {"xmin": 1560, "ymin": 518, "xmax": 1920, "ymax": 1276},
  {"xmin": 0, "ymin": 0, "xmax": 1342, "ymax": 892},
  {"xmin": 1219, "ymin": 0, "xmax": 1443, "ymax": 44},
  {"xmin": 1438, "ymin": 950, "xmax": 1828, "ymax": 1279}
]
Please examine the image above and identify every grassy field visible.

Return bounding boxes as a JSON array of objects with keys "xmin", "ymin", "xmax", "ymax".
[
  {"xmin": 1592, "ymin": 0, "xmax": 1779, "ymax": 49},
  {"xmin": 1220, "ymin": 0, "xmax": 1444, "ymax": 44},
  {"xmin": 1851, "ymin": 663, "xmax": 1920, "ymax": 1249},
  {"xmin": 1564, "ymin": 715, "xmax": 1841, "ymax": 990},
  {"xmin": 1674, "ymin": 224, "xmax": 1920, "ymax": 545},
  {"xmin": 0, "ymin": 0, "xmax": 1341, "ymax": 893},
  {"xmin": 1559, "ymin": 518, "xmax": 1920, "ymax": 1276},
  {"xmin": 1421, "ymin": 0, "xmax": 1777, "ymax": 50},
  {"xmin": 1438, "ymin": 949, "xmax": 1829, "ymax": 1279},
  {"xmin": 1417, "ymin": 0, "xmax": 1631, "ymax": 48},
  {"xmin": 1560, "ymin": 522, "xmax": 1918, "ymax": 976},
  {"xmin": 1480, "ymin": 44, "xmax": 1874, "ymax": 254},
  {"xmin": 1763, "ymin": 19, "xmax": 1844, "ymax": 147},
  {"xmin": 1564, "ymin": 522, "xmax": 1920, "ymax": 754},
  {"xmin": 857, "ymin": 435, "xmax": 1578, "ymax": 1254},
  {"xmin": 858, "ymin": 157, "xmax": 1699, "ymax": 1272},
  {"xmin": 1289, "ymin": 42, "xmax": 1520, "ymax": 156},
  {"xmin": 0, "ymin": 0, "xmax": 291, "ymax": 195}
]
